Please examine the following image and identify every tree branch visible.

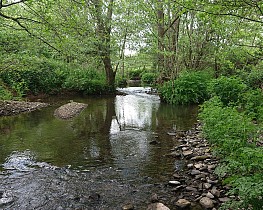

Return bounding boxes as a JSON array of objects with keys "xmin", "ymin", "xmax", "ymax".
[
  {"xmin": 176, "ymin": 2, "xmax": 263, "ymax": 24},
  {"xmin": 1, "ymin": 0, "xmax": 28, "ymax": 8},
  {"xmin": 0, "ymin": 11, "xmax": 61, "ymax": 53}
]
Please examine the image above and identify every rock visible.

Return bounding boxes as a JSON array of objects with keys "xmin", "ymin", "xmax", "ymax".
[
  {"xmin": 187, "ymin": 163, "xmax": 193, "ymax": 168},
  {"xmin": 199, "ymin": 197, "xmax": 214, "ymax": 209},
  {"xmin": 194, "ymin": 163, "xmax": 203, "ymax": 169},
  {"xmin": 219, "ymin": 197, "xmax": 230, "ymax": 202},
  {"xmin": 167, "ymin": 132, "xmax": 176, "ymax": 136},
  {"xmin": 175, "ymin": 199, "xmax": 191, "ymax": 208},
  {"xmin": 147, "ymin": 202, "xmax": 170, "ymax": 210},
  {"xmin": 195, "ymin": 174, "xmax": 206, "ymax": 179},
  {"xmin": 191, "ymin": 155, "xmax": 211, "ymax": 161},
  {"xmin": 185, "ymin": 186, "xmax": 198, "ymax": 192},
  {"xmin": 211, "ymin": 187, "xmax": 220, "ymax": 198},
  {"xmin": 171, "ymin": 185, "xmax": 184, "ymax": 192},
  {"xmin": 122, "ymin": 203, "xmax": 134, "ymax": 210},
  {"xmin": 151, "ymin": 193, "xmax": 159, "ymax": 203},
  {"xmin": 206, "ymin": 192, "xmax": 214, "ymax": 199},
  {"xmin": 183, "ymin": 150, "xmax": 193, "ymax": 156},
  {"xmin": 203, "ymin": 183, "xmax": 212, "ymax": 189},
  {"xmin": 0, "ymin": 191, "xmax": 14, "ymax": 206},
  {"xmin": 169, "ymin": 181, "xmax": 181, "ymax": 185},
  {"xmin": 191, "ymin": 169, "xmax": 201, "ymax": 175},
  {"xmin": 54, "ymin": 101, "xmax": 88, "ymax": 120},
  {"xmin": 207, "ymin": 179, "xmax": 218, "ymax": 184},
  {"xmin": 173, "ymin": 173, "xmax": 181, "ymax": 179}
]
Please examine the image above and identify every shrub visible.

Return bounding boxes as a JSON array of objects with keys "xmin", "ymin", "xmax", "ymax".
[
  {"xmin": 63, "ymin": 68, "xmax": 107, "ymax": 95},
  {"xmin": 244, "ymin": 64, "xmax": 263, "ymax": 89},
  {"xmin": 0, "ymin": 82, "xmax": 13, "ymax": 100},
  {"xmin": 159, "ymin": 71, "xmax": 212, "ymax": 105},
  {"xmin": 239, "ymin": 89, "xmax": 263, "ymax": 122},
  {"xmin": 128, "ymin": 69, "xmax": 143, "ymax": 80},
  {"xmin": 0, "ymin": 56, "xmax": 67, "ymax": 95},
  {"xmin": 207, "ymin": 76, "xmax": 247, "ymax": 106},
  {"xmin": 199, "ymin": 97, "xmax": 256, "ymax": 153},
  {"xmin": 199, "ymin": 96, "xmax": 263, "ymax": 210},
  {"xmin": 141, "ymin": 72, "xmax": 157, "ymax": 85}
]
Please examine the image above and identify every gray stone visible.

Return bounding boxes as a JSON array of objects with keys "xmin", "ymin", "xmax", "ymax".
[
  {"xmin": 169, "ymin": 181, "xmax": 181, "ymax": 185},
  {"xmin": 203, "ymin": 183, "xmax": 212, "ymax": 189},
  {"xmin": 206, "ymin": 192, "xmax": 214, "ymax": 199},
  {"xmin": 122, "ymin": 203, "xmax": 134, "ymax": 210},
  {"xmin": 191, "ymin": 169, "xmax": 201, "ymax": 175},
  {"xmin": 211, "ymin": 187, "xmax": 220, "ymax": 198},
  {"xmin": 199, "ymin": 197, "xmax": 214, "ymax": 209},
  {"xmin": 147, "ymin": 202, "xmax": 170, "ymax": 210},
  {"xmin": 183, "ymin": 150, "xmax": 193, "ymax": 156},
  {"xmin": 219, "ymin": 197, "xmax": 230, "ymax": 202},
  {"xmin": 191, "ymin": 155, "xmax": 211, "ymax": 161},
  {"xmin": 175, "ymin": 199, "xmax": 191, "ymax": 208},
  {"xmin": 185, "ymin": 186, "xmax": 198, "ymax": 192}
]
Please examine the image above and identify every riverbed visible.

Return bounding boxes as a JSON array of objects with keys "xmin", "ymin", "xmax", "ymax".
[{"xmin": 0, "ymin": 87, "xmax": 199, "ymax": 209}]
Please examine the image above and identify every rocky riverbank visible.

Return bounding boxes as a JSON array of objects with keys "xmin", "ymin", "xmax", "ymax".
[
  {"xmin": 0, "ymin": 100, "xmax": 49, "ymax": 116},
  {"xmin": 143, "ymin": 123, "xmax": 233, "ymax": 210}
]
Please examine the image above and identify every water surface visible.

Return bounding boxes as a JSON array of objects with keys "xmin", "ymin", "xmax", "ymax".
[{"xmin": 0, "ymin": 87, "xmax": 198, "ymax": 209}]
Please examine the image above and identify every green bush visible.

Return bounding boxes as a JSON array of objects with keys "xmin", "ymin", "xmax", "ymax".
[
  {"xmin": 128, "ymin": 69, "xmax": 143, "ymax": 80},
  {"xmin": 0, "ymin": 56, "xmax": 67, "ymax": 95},
  {"xmin": 63, "ymin": 68, "xmax": 107, "ymax": 95},
  {"xmin": 199, "ymin": 96, "xmax": 263, "ymax": 209},
  {"xmin": 244, "ymin": 67, "xmax": 263, "ymax": 88},
  {"xmin": 159, "ymin": 71, "xmax": 212, "ymax": 105},
  {"xmin": 0, "ymin": 82, "xmax": 13, "ymax": 100},
  {"xmin": 199, "ymin": 97, "xmax": 256, "ymax": 153},
  {"xmin": 207, "ymin": 76, "xmax": 247, "ymax": 106},
  {"xmin": 239, "ymin": 89, "xmax": 263, "ymax": 122},
  {"xmin": 141, "ymin": 72, "xmax": 157, "ymax": 85}
]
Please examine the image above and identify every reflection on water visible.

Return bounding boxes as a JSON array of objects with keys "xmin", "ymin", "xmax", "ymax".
[
  {"xmin": 0, "ymin": 88, "xmax": 198, "ymax": 174},
  {"xmin": 0, "ymin": 87, "xmax": 199, "ymax": 209}
]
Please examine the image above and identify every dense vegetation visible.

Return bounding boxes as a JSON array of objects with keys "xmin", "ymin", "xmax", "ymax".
[{"xmin": 0, "ymin": 0, "xmax": 262, "ymax": 209}]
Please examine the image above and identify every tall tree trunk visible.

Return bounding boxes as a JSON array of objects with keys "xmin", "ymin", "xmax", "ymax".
[
  {"xmin": 157, "ymin": 0, "xmax": 164, "ymax": 74},
  {"xmin": 92, "ymin": 0, "xmax": 116, "ymax": 90}
]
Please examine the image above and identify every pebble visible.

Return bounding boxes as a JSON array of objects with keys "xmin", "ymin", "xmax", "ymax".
[
  {"xmin": 191, "ymin": 169, "xmax": 201, "ymax": 175},
  {"xmin": 168, "ymin": 181, "xmax": 181, "ymax": 185},
  {"xmin": 175, "ymin": 199, "xmax": 191, "ymax": 208},
  {"xmin": 199, "ymin": 197, "xmax": 214, "ymax": 209},
  {"xmin": 203, "ymin": 183, "xmax": 212, "ymax": 189},
  {"xmin": 206, "ymin": 192, "xmax": 215, "ymax": 199},
  {"xmin": 122, "ymin": 203, "xmax": 134, "ymax": 210},
  {"xmin": 147, "ymin": 202, "xmax": 170, "ymax": 210},
  {"xmin": 211, "ymin": 187, "xmax": 220, "ymax": 198}
]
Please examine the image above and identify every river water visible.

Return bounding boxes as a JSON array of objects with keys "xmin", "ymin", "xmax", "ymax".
[{"xmin": 0, "ymin": 87, "xmax": 198, "ymax": 210}]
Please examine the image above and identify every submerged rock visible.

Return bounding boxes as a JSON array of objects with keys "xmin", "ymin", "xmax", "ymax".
[{"xmin": 54, "ymin": 101, "xmax": 88, "ymax": 120}]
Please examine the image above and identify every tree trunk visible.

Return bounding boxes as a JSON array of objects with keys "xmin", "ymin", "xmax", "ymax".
[{"xmin": 92, "ymin": 0, "xmax": 116, "ymax": 90}]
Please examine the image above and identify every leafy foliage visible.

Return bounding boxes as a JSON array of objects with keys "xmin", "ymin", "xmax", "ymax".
[
  {"xmin": 207, "ymin": 76, "xmax": 247, "ymax": 106},
  {"xmin": 0, "ymin": 55, "xmax": 67, "ymax": 95},
  {"xmin": 141, "ymin": 72, "xmax": 157, "ymax": 85},
  {"xmin": 63, "ymin": 68, "xmax": 107, "ymax": 95},
  {"xmin": 159, "ymin": 71, "xmax": 212, "ymax": 105},
  {"xmin": 199, "ymin": 96, "xmax": 263, "ymax": 209}
]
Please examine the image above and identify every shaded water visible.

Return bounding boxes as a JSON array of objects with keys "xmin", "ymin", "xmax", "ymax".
[{"xmin": 0, "ymin": 87, "xmax": 198, "ymax": 209}]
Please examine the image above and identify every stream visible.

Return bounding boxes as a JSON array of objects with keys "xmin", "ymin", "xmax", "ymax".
[{"xmin": 0, "ymin": 87, "xmax": 198, "ymax": 210}]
